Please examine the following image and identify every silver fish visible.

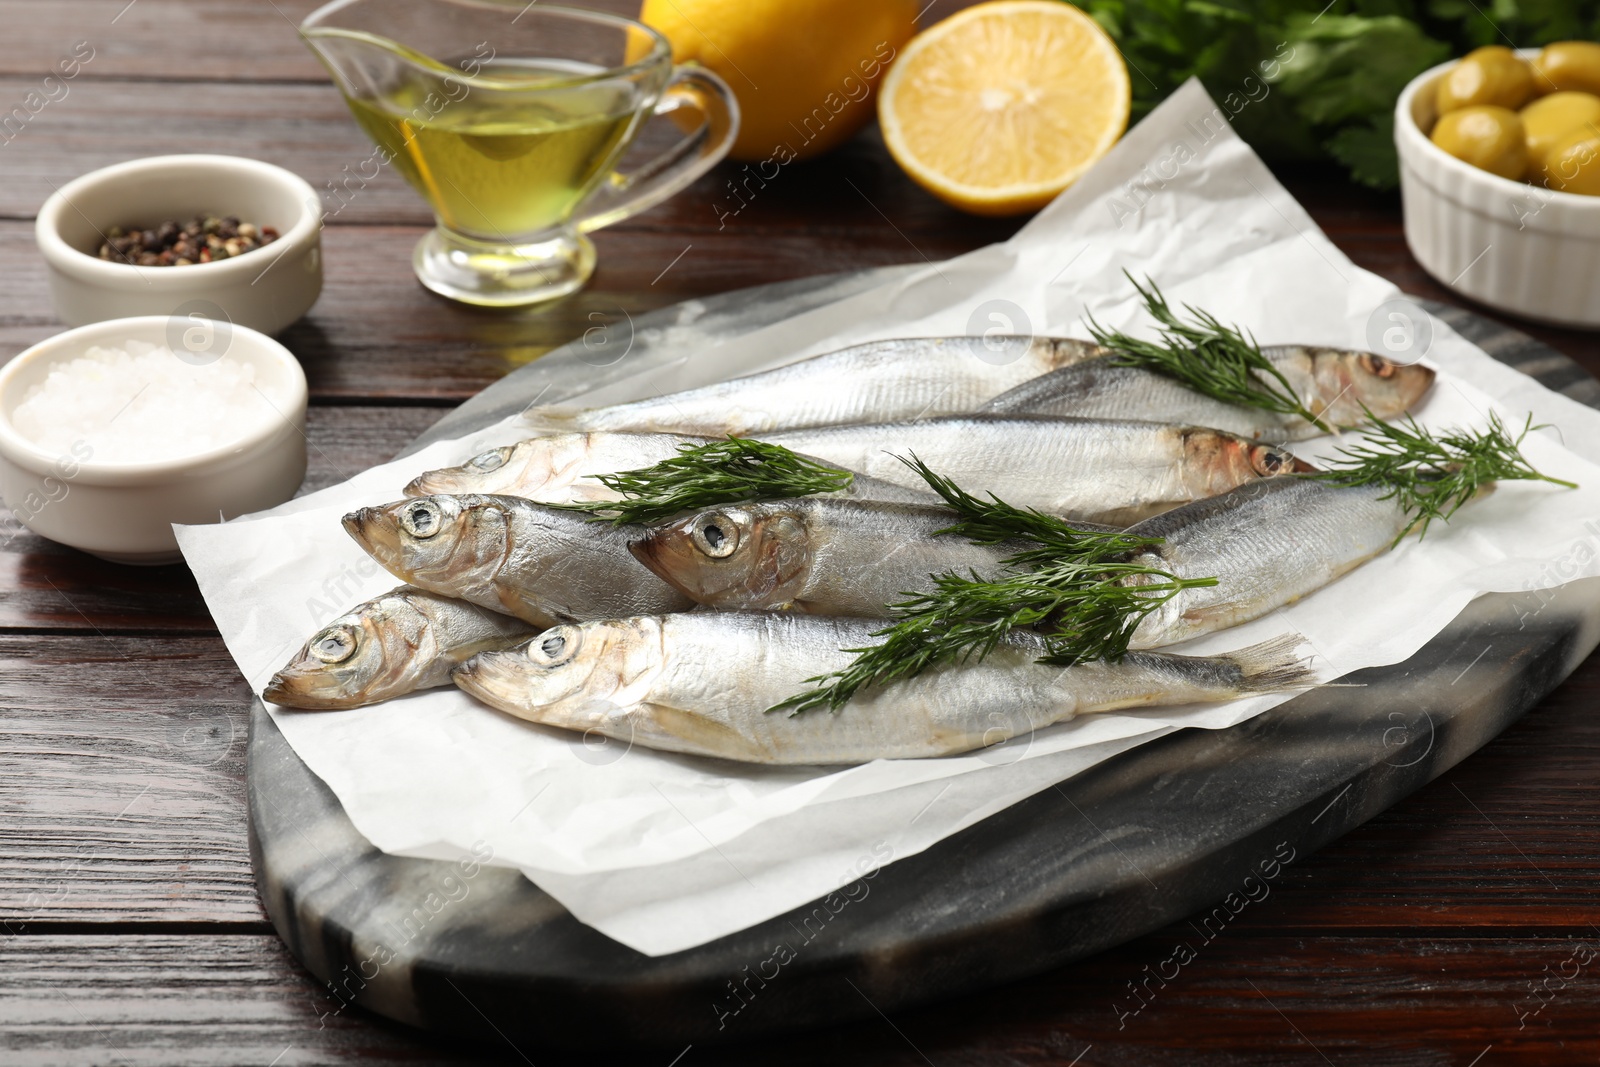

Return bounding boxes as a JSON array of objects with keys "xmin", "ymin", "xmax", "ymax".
[
  {"xmin": 264, "ymin": 586, "xmax": 535, "ymax": 710},
  {"xmin": 453, "ymin": 614, "xmax": 1314, "ymax": 765},
  {"xmin": 523, "ymin": 335, "xmax": 1106, "ymax": 435},
  {"xmin": 765, "ymin": 416, "xmax": 1315, "ymax": 525},
  {"xmin": 983, "ymin": 348, "xmax": 1436, "ymax": 441},
  {"xmin": 1122, "ymin": 478, "xmax": 1416, "ymax": 648},
  {"xmin": 629, "ymin": 497, "xmax": 1032, "ymax": 615},
  {"xmin": 405, "ymin": 432, "xmax": 938, "ymax": 506},
  {"xmin": 342, "ymin": 495, "xmax": 693, "ymax": 627}
]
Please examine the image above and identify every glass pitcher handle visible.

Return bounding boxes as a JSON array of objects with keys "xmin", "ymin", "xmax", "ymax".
[{"xmin": 574, "ymin": 66, "xmax": 740, "ymax": 234}]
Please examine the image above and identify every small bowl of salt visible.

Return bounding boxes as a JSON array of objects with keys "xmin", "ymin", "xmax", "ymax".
[{"xmin": 0, "ymin": 316, "xmax": 307, "ymax": 564}]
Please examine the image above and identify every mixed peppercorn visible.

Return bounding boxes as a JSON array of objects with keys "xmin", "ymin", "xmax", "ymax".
[{"xmin": 97, "ymin": 215, "xmax": 280, "ymax": 267}]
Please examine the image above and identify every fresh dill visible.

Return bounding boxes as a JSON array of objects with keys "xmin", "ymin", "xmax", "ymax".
[
  {"xmin": 769, "ymin": 455, "xmax": 1218, "ymax": 716},
  {"xmin": 1086, "ymin": 272, "xmax": 1333, "ymax": 433},
  {"xmin": 770, "ymin": 561, "xmax": 1216, "ymax": 715},
  {"xmin": 1313, "ymin": 410, "xmax": 1576, "ymax": 539},
  {"xmin": 562, "ymin": 437, "xmax": 853, "ymax": 526},
  {"xmin": 906, "ymin": 455, "xmax": 1160, "ymax": 563}
]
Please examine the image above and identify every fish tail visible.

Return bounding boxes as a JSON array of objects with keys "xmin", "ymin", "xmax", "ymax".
[{"xmin": 1223, "ymin": 633, "xmax": 1319, "ymax": 693}]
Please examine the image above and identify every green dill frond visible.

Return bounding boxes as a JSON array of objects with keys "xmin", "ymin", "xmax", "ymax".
[
  {"xmin": 1086, "ymin": 272, "xmax": 1332, "ymax": 433},
  {"xmin": 1312, "ymin": 411, "xmax": 1576, "ymax": 539},
  {"xmin": 769, "ymin": 561, "xmax": 1217, "ymax": 716},
  {"xmin": 558, "ymin": 437, "xmax": 853, "ymax": 526},
  {"xmin": 769, "ymin": 455, "xmax": 1218, "ymax": 716},
  {"xmin": 902, "ymin": 454, "xmax": 1161, "ymax": 563}
]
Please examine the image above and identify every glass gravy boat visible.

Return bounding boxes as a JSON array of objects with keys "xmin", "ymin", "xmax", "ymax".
[{"xmin": 302, "ymin": 0, "xmax": 738, "ymax": 306}]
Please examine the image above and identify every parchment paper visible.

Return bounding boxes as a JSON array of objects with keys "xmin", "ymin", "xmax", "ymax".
[{"xmin": 177, "ymin": 81, "xmax": 1600, "ymax": 955}]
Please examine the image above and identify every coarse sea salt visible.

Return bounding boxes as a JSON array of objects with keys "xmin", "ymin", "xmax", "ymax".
[{"xmin": 10, "ymin": 341, "xmax": 280, "ymax": 464}]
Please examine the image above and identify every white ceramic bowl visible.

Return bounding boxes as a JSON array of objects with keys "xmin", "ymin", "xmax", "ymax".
[
  {"xmin": 35, "ymin": 155, "xmax": 323, "ymax": 336},
  {"xmin": 0, "ymin": 316, "xmax": 308, "ymax": 564},
  {"xmin": 1396, "ymin": 52, "xmax": 1600, "ymax": 328}
]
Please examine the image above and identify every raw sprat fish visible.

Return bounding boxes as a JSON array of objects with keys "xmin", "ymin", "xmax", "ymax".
[
  {"xmin": 765, "ymin": 416, "xmax": 1315, "ymax": 525},
  {"xmin": 342, "ymin": 495, "xmax": 692, "ymax": 627},
  {"xmin": 264, "ymin": 586, "xmax": 535, "ymax": 710},
  {"xmin": 1120, "ymin": 410, "xmax": 1575, "ymax": 647},
  {"xmin": 521, "ymin": 335, "xmax": 1107, "ymax": 436},
  {"xmin": 451, "ymin": 614, "xmax": 1316, "ymax": 765},
  {"xmin": 629, "ymin": 497, "xmax": 1033, "ymax": 615},
  {"xmin": 983, "ymin": 348, "xmax": 1436, "ymax": 441},
  {"xmin": 406, "ymin": 432, "xmax": 938, "ymax": 506},
  {"xmin": 1118, "ymin": 478, "xmax": 1417, "ymax": 648}
]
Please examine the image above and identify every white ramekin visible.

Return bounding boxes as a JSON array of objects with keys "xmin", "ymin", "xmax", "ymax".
[
  {"xmin": 0, "ymin": 316, "xmax": 308, "ymax": 564},
  {"xmin": 35, "ymin": 155, "xmax": 323, "ymax": 336},
  {"xmin": 1396, "ymin": 51, "xmax": 1600, "ymax": 328}
]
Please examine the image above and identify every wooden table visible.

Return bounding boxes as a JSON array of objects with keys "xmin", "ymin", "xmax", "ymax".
[{"xmin": 3, "ymin": 3, "xmax": 1598, "ymax": 1064}]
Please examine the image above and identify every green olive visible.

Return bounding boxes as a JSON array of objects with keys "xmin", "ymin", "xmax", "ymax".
[
  {"xmin": 1431, "ymin": 105, "xmax": 1528, "ymax": 180},
  {"xmin": 1543, "ymin": 127, "xmax": 1600, "ymax": 195},
  {"xmin": 1530, "ymin": 41, "xmax": 1600, "ymax": 97},
  {"xmin": 1521, "ymin": 91, "xmax": 1600, "ymax": 174},
  {"xmin": 1437, "ymin": 45, "xmax": 1537, "ymax": 113}
]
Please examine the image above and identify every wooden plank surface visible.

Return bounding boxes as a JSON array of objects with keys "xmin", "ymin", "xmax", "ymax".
[
  {"xmin": 2, "ymin": 0, "xmax": 1600, "ymax": 1062},
  {"xmin": 3, "ymin": 932, "xmax": 1598, "ymax": 1066}
]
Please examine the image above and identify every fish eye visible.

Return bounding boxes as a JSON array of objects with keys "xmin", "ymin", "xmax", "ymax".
[
  {"xmin": 1252, "ymin": 447, "xmax": 1291, "ymax": 476},
  {"xmin": 309, "ymin": 624, "xmax": 359, "ymax": 664},
  {"xmin": 691, "ymin": 512, "xmax": 739, "ymax": 559},
  {"xmin": 470, "ymin": 447, "xmax": 509, "ymax": 472},
  {"xmin": 1360, "ymin": 353, "xmax": 1398, "ymax": 379},
  {"xmin": 528, "ymin": 625, "xmax": 580, "ymax": 666},
  {"xmin": 400, "ymin": 500, "xmax": 443, "ymax": 539}
]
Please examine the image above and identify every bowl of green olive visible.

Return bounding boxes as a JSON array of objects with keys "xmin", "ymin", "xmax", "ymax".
[{"xmin": 1396, "ymin": 43, "xmax": 1600, "ymax": 327}]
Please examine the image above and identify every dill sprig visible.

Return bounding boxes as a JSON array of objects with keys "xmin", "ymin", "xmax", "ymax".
[
  {"xmin": 906, "ymin": 455, "xmax": 1159, "ymax": 563},
  {"xmin": 1086, "ymin": 272, "xmax": 1333, "ymax": 433},
  {"xmin": 562, "ymin": 437, "xmax": 853, "ymax": 526},
  {"xmin": 1313, "ymin": 411, "xmax": 1576, "ymax": 539},
  {"xmin": 769, "ymin": 455, "xmax": 1218, "ymax": 716},
  {"xmin": 770, "ymin": 562, "xmax": 1216, "ymax": 715}
]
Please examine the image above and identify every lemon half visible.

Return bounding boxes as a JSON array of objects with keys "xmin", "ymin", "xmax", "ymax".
[{"xmin": 879, "ymin": 1, "xmax": 1131, "ymax": 216}]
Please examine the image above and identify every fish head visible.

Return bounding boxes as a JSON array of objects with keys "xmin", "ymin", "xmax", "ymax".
[
  {"xmin": 1308, "ymin": 349, "xmax": 1436, "ymax": 426},
  {"xmin": 628, "ymin": 504, "xmax": 813, "ymax": 609},
  {"xmin": 263, "ymin": 598, "xmax": 428, "ymax": 710},
  {"xmin": 1180, "ymin": 429, "xmax": 1315, "ymax": 497},
  {"xmin": 405, "ymin": 437, "xmax": 579, "ymax": 498},
  {"xmin": 453, "ymin": 619, "xmax": 662, "ymax": 736},
  {"xmin": 343, "ymin": 495, "xmax": 510, "ymax": 592},
  {"xmin": 405, "ymin": 444, "xmax": 518, "ymax": 497}
]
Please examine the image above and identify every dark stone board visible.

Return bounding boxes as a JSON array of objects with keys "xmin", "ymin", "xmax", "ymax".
[{"xmin": 247, "ymin": 274, "xmax": 1600, "ymax": 1049}]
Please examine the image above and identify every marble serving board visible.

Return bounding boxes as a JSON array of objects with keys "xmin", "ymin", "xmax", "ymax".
[{"xmin": 247, "ymin": 268, "xmax": 1600, "ymax": 1050}]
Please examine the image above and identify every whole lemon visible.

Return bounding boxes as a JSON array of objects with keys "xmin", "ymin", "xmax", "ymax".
[{"xmin": 639, "ymin": 0, "xmax": 918, "ymax": 162}]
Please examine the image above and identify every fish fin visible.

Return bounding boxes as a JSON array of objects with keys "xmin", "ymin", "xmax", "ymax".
[
  {"xmin": 640, "ymin": 702, "xmax": 773, "ymax": 762},
  {"xmin": 1223, "ymin": 633, "xmax": 1319, "ymax": 693}
]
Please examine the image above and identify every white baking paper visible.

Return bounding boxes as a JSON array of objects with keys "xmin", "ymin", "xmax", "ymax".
[{"xmin": 178, "ymin": 80, "xmax": 1600, "ymax": 955}]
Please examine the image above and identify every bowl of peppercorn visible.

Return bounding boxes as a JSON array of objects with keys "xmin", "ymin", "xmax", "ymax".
[{"xmin": 35, "ymin": 155, "xmax": 322, "ymax": 336}]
